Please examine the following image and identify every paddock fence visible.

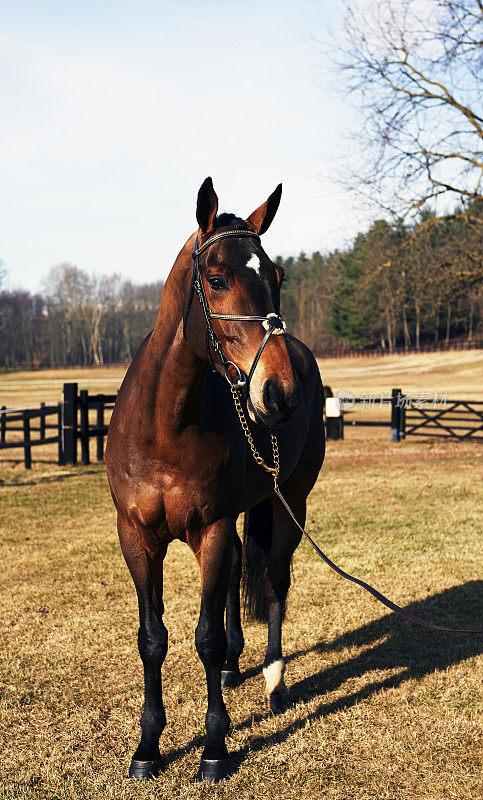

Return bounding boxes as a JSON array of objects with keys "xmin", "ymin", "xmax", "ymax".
[
  {"xmin": 0, "ymin": 383, "xmax": 116, "ymax": 469},
  {"xmin": 0, "ymin": 383, "xmax": 481, "ymax": 468},
  {"xmin": 0, "ymin": 403, "xmax": 63, "ymax": 469},
  {"xmin": 333, "ymin": 390, "xmax": 483, "ymax": 442}
]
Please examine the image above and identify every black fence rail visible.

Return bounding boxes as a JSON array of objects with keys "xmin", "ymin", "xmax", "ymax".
[{"xmin": 403, "ymin": 399, "xmax": 483, "ymax": 441}]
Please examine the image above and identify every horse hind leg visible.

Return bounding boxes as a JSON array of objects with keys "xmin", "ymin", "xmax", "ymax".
[
  {"xmin": 221, "ymin": 533, "xmax": 244, "ymax": 689},
  {"xmin": 117, "ymin": 514, "xmax": 168, "ymax": 779}
]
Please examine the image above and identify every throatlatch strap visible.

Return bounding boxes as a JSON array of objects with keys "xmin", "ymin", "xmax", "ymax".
[{"xmin": 183, "ymin": 257, "xmax": 197, "ymax": 338}]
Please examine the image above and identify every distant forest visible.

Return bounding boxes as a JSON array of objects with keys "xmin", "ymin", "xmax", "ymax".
[
  {"xmin": 0, "ymin": 201, "xmax": 481, "ymax": 367},
  {"xmin": 278, "ymin": 201, "xmax": 482, "ymax": 353}
]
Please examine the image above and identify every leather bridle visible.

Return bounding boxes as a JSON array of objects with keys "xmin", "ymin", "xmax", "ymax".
[{"xmin": 183, "ymin": 230, "xmax": 286, "ymax": 392}]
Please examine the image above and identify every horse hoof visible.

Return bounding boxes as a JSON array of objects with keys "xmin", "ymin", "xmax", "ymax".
[
  {"xmin": 128, "ymin": 758, "xmax": 163, "ymax": 779},
  {"xmin": 266, "ymin": 692, "xmax": 287, "ymax": 714},
  {"xmin": 196, "ymin": 758, "xmax": 232, "ymax": 783},
  {"xmin": 221, "ymin": 669, "xmax": 241, "ymax": 689}
]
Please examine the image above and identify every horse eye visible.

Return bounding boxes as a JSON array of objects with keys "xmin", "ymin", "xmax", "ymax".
[{"xmin": 208, "ymin": 276, "xmax": 228, "ymax": 291}]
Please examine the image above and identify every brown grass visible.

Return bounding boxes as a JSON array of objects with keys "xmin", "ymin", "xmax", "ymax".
[
  {"xmin": 0, "ymin": 366, "xmax": 125, "ymax": 409},
  {"xmin": 317, "ymin": 349, "xmax": 483, "ymax": 400},
  {"xmin": 0, "ymin": 435, "xmax": 481, "ymax": 800}
]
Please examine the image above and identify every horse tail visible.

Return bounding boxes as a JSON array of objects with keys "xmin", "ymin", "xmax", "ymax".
[{"xmin": 242, "ymin": 498, "xmax": 273, "ymax": 622}]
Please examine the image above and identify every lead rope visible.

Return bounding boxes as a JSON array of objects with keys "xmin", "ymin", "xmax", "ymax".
[{"xmin": 230, "ymin": 385, "xmax": 482, "ymax": 634}]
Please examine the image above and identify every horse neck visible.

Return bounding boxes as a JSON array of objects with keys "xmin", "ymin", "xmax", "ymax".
[{"xmin": 138, "ymin": 234, "xmax": 208, "ymax": 433}]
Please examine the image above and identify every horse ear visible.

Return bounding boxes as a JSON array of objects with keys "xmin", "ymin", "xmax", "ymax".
[
  {"xmin": 196, "ymin": 177, "xmax": 218, "ymax": 235},
  {"xmin": 246, "ymin": 184, "xmax": 282, "ymax": 235}
]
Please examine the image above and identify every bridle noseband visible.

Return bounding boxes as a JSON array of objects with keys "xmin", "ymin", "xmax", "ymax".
[{"xmin": 183, "ymin": 230, "xmax": 287, "ymax": 391}]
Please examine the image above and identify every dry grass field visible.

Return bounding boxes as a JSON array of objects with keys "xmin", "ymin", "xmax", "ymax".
[
  {"xmin": 318, "ymin": 349, "xmax": 482, "ymax": 400},
  {"xmin": 0, "ymin": 366, "xmax": 125, "ymax": 409},
  {"xmin": 0, "ymin": 353, "xmax": 482, "ymax": 799}
]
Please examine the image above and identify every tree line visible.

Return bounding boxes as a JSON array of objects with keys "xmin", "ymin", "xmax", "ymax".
[
  {"xmin": 0, "ymin": 265, "xmax": 164, "ymax": 368},
  {"xmin": 278, "ymin": 201, "xmax": 482, "ymax": 352},
  {"xmin": 0, "ymin": 199, "xmax": 480, "ymax": 368}
]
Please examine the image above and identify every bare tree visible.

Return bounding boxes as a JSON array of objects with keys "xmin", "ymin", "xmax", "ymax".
[
  {"xmin": 43, "ymin": 264, "xmax": 104, "ymax": 364},
  {"xmin": 329, "ymin": 0, "xmax": 482, "ymax": 219}
]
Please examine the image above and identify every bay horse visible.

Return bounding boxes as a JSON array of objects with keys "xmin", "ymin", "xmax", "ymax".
[{"xmin": 105, "ymin": 178, "xmax": 325, "ymax": 782}]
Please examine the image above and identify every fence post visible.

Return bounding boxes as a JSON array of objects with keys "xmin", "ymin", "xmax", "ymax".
[
  {"xmin": 40, "ymin": 402, "xmax": 46, "ymax": 441},
  {"xmin": 96, "ymin": 401, "xmax": 105, "ymax": 461},
  {"xmin": 63, "ymin": 382, "xmax": 78, "ymax": 465},
  {"xmin": 23, "ymin": 411, "xmax": 32, "ymax": 469},
  {"xmin": 57, "ymin": 402, "xmax": 63, "ymax": 465},
  {"xmin": 0, "ymin": 406, "xmax": 5, "ymax": 446},
  {"xmin": 391, "ymin": 388, "xmax": 402, "ymax": 442},
  {"xmin": 79, "ymin": 389, "xmax": 90, "ymax": 465}
]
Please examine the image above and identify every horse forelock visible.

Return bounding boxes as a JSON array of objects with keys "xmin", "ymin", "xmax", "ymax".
[{"xmin": 214, "ymin": 213, "xmax": 250, "ymax": 231}]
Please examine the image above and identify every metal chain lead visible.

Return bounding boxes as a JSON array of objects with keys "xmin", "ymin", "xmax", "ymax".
[{"xmin": 230, "ymin": 384, "xmax": 280, "ymax": 489}]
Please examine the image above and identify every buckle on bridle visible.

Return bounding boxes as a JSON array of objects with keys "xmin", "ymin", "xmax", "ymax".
[{"xmin": 223, "ymin": 361, "xmax": 247, "ymax": 389}]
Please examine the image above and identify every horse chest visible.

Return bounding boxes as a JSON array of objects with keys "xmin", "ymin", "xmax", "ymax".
[{"xmin": 131, "ymin": 443, "xmax": 234, "ymax": 538}]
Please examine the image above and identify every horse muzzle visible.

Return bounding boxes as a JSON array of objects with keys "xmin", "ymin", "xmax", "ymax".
[{"xmin": 249, "ymin": 377, "xmax": 300, "ymax": 427}]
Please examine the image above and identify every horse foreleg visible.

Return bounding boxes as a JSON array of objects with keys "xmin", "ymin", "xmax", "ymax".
[
  {"xmin": 194, "ymin": 517, "xmax": 234, "ymax": 783},
  {"xmin": 117, "ymin": 514, "xmax": 168, "ymax": 779},
  {"xmin": 262, "ymin": 491, "xmax": 305, "ymax": 713},
  {"xmin": 221, "ymin": 532, "xmax": 244, "ymax": 688}
]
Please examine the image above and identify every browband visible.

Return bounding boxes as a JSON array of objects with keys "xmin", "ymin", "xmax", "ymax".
[{"xmin": 193, "ymin": 229, "xmax": 260, "ymax": 258}]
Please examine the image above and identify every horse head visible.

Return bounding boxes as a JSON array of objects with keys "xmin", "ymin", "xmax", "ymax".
[{"xmin": 185, "ymin": 177, "xmax": 300, "ymax": 426}]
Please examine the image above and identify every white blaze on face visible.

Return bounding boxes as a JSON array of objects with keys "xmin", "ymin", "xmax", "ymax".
[
  {"xmin": 246, "ymin": 253, "xmax": 261, "ymax": 274},
  {"xmin": 248, "ymin": 365, "xmax": 270, "ymax": 422},
  {"xmin": 242, "ymin": 249, "xmax": 291, "ymax": 421},
  {"xmin": 243, "ymin": 250, "xmax": 266, "ymax": 419}
]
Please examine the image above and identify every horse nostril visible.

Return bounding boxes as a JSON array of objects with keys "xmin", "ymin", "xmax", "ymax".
[
  {"xmin": 263, "ymin": 379, "xmax": 300, "ymax": 423},
  {"xmin": 263, "ymin": 379, "xmax": 284, "ymax": 415}
]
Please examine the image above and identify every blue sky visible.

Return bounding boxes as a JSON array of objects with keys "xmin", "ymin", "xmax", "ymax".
[{"xmin": 0, "ymin": 0, "xmax": 365, "ymax": 292}]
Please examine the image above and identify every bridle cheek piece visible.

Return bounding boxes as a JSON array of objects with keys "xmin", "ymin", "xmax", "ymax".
[{"xmin": 184, "ymin": 231, "xmax": 287, "ymax": 392}]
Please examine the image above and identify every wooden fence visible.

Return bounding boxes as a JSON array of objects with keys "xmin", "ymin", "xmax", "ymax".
[
  {"xmin": 402, "ymin": 399, "xmax": 483, "ymax": 441},
  {"xmin": 61, "ymin": 383, "xmax": 117, "ymax": 466},
  {"xmin": 0, "ymin": 383, "xmax": 116, "ymax": 469},
  {"xmin": 333, "ymin": 389, "xmax": 483, "ymax": 442},
  {"xmin": 0, "ymin": 403, "xmax": 63, "ymax": 469},
  {"xmin": 0, "ymin": 384, "xmax": 481, "ymax": 468}
]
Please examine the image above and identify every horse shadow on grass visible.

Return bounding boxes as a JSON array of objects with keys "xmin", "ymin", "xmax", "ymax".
[{"xmin": 161, "ymin": 581, "xmax": 482, "ymax": 775}]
